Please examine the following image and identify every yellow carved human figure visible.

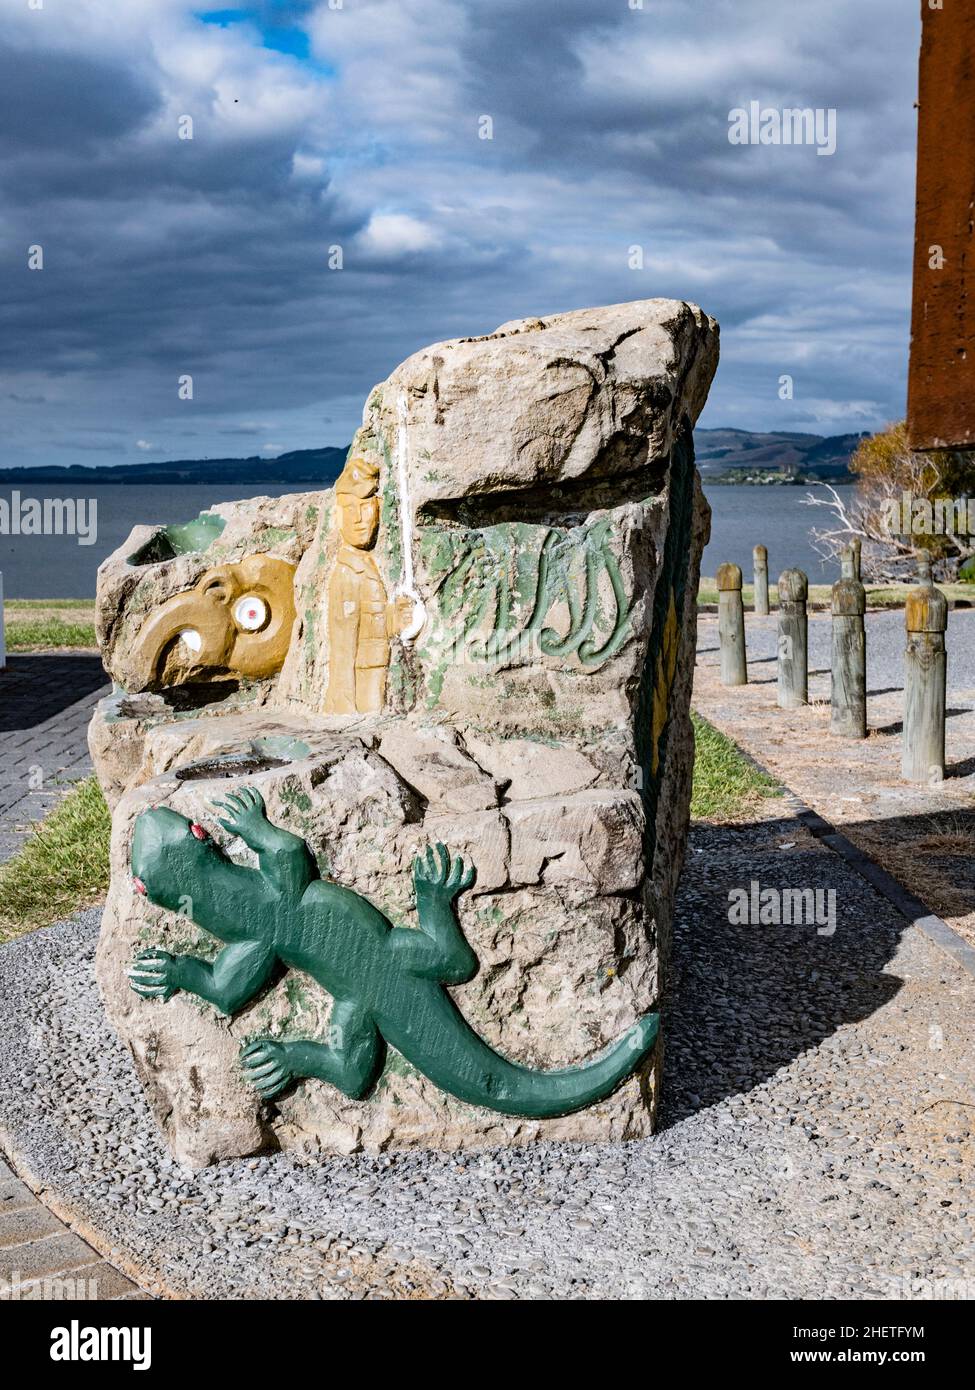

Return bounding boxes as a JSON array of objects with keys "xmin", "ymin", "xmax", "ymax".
[{"xmin": 324, "ymin": 456, "xmax": 411, "ymax": 715}]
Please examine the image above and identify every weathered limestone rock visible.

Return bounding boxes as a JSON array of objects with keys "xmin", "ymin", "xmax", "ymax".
[
  {"xmin": 462, "ymin": 734, "xmax": 599, "ymax": 802},
  {"xmin": 88, "ymin": 684, "xmax": 278, "ymax": 810},
  {"xmin": 92, "ymin": 298, "xmax": 718, "ymax": 1164},
  {"xmin": 95, "ymin": 491, "xmax": 320, "ymax": 694},
  {"xmin": 377, "ymin": 726, "xmax": 500, "ymax": 813}
]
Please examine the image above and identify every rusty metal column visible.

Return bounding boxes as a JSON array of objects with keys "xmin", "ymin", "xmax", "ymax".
[{"xmin": 907, "ymin": 2, "xmax": 975, "ymax": 450}]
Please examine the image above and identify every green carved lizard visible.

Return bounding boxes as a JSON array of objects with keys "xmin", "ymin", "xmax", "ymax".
[{"xmin": 127, "ymin": 787, "xmax": 658, "ymax": 1116}]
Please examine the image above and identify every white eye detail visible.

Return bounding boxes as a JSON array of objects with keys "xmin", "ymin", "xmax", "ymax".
[
  {"xmin": 234, "ymin": 595, "xmax": 268, "ymax": 631},
  {"xmin": 178, "ymin": 628, "xmax": 203, "ymax": 653}
]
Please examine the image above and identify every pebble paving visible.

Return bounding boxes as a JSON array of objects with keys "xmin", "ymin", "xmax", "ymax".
[
  {"xmin": 1, "ymin": 800, "xmax": 971, "ymax": 1300},
  {"xmin": 0, "ymin": 652, "xmax": 129, "ymax": 1298},
  {"xmin": 1, "ymin": 629, "xmax": 972, "ymax": 1300}
]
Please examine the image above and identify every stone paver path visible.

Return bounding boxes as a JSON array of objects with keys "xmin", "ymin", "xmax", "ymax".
[
  {"xmin": 0, "ymin": 653, "xmax": 141, "ymax": 1299},
  {"xmin": 0, "ymin": 1154, "xmax": 144, "ymax": 1299},
  {"xmin": 0, "ymin": 652, "xmax": 109, "ymax": 858},
  {"xmin": 694, "ymin": 608, "xmax": 975, "ymax": 949}
]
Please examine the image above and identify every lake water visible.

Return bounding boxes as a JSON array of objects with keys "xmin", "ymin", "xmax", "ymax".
[
  {"xmin": 0, "ymin": 483, "xmax": 307, "ymax": 600},
  {"xmin": 0, "ymin": 479, "xmax": 849, "ymax": 600},
  {"xmin": 700, "ymin": 481, "xmax": 850, "ymax": 584}
]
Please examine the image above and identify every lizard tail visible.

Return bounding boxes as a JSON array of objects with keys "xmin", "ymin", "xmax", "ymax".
[{"xmin": 447, "ymin": 1012, "xmax": 660, "ymax": 1119}]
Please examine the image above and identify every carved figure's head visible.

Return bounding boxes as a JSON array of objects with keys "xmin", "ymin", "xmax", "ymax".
[
  {"xmin": 335, "ymin": 455, "xmax": 380, "ymax": 550},
  {"xmin": 127, "ymin": 553, "xmax": 296, "ymax": 692},
  {"xmin": 131, "ymin": 806, "xmax": 216, "ymax": 912}
]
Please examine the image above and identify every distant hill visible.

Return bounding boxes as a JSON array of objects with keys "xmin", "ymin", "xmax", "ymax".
[
  {"xmin": 0, "ymin": 446, "xmax": 347, "ymax": 485},
  {"xmin": 695, "ymin": 429, "xmax": 866, "ymax": 482},
  {"xmin": 0, "ymin": 431, "xmax": 864, "ymax": 487}
]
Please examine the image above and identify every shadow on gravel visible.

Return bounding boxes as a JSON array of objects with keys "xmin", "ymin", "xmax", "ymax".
[
  {"xmin": 868, "ymin": 706, "xmax": 972, "ymax": 738},
  {"xmin": 0, "ymin": 654, "xmax": 107, "ymax": 731},
  {"xmin": 660, "ymin": 815, "xmax": 908, "ymax": 1128}
]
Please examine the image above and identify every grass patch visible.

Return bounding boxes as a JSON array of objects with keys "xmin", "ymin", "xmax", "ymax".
[
  {"xmin": 0, "ymin": 778, "xmax": 111, "ymax": 941},
  {"xmin": 4, "ymin": 617, "xmax": 97, "ymax": 650},
  {"xmin": 698, "ymin": 577, "xmax": 972, "ymax": 611},
  {"xmin": 6, "ymin": 599, "xmax": 95, "ymax": 610},
  {"xmin": 3, "ymin": 599, "xmax": 98, "ymax": 650},
  {"xmin": 691, "ymin": 711, "xmax": 780, "ymax": 821}
]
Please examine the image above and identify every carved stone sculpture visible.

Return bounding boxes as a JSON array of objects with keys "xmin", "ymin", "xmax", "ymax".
[
  {"xmin": 323, "ymin": 455, "xmax": 412, "ymax": 714},
  {"xmin": 91, "ymin": 298, "xmax": 719, "ymax": 1166},
  {"xmin": 127, "ymin": 554, "xmax": 296, "ymax": 691},
  {"xmin": 127, "ymin": 788, "xmax": 658, "ymax": 1113}
]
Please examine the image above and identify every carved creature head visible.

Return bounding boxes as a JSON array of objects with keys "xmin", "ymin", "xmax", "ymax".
[
  {"xmin": 127, "ymin": 553, "xmax": 296, "ymax": 692},
  {"xmin": 131, "ymin": 806, "xmax": 215, "ymax": 912}
]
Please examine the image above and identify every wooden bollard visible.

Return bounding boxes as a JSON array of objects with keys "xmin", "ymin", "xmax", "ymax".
[
  {"xmin": 830, "ymin": 548, "xmax": 866, "ymax": 738},
  {"xmin": 753, "ymin": 544, "xmax": 770, "ymax": 616},
  {"xmin": 777, "ymin": 568, "xmax": 808, "ymax": 708},
  {"xmin": 902, "ymin": 555, "xmax": 947, "ymax": 783},
  {"xmin": 850, "ymin": 537, "xmax": 862, "ymax": 581},
  {"xmin": 716, "ymin": 562, "xmax": 747, "ymax": 686}
]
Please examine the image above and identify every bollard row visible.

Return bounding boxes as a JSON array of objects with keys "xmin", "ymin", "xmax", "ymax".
[
  {"xmin": 777, "ymin": 568, "xmax": 808, "ymax": 709},
  {"xmin": 716, "ymin": 562, "xmax": 747, "ymax": 686},
  {"xmin": 830, "ymin": 547, "xmax": 866, "ymax": 739},
  {"xmin": 752, "ymin": 544, "xmax": 769, "ymax": 617},
  {"xmin": 714, "ymin": 546, "xmax": 949, "ymax": 786},
  {"xmin": 902, "ymin": 555, "xmax": 947, "ymax": 783}
]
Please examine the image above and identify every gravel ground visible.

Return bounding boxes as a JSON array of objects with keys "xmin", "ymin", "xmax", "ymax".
[
  {"xmin": 708, "ymin": 605, "xmax": 975, "ymax": 696},
  {"xmin": 2, "ymin": 804, "xmax": 973, "ymax": 1301}
]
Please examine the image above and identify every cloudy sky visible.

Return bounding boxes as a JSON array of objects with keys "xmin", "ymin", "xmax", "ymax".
[{"xmin": 1, "ymin": 0, "xmax": 920, "ymax": 469}]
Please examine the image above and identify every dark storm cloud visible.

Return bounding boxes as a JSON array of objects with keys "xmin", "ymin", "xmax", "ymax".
[
  {"xmin": 0, "ymin": 0, "xmax": 921, "ymax": 467},
  {"xmin": 0, "ymin": 45, "xmax": 159, "ymax": 151}
]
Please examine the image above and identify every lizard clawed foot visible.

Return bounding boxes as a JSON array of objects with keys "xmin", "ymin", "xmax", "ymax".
[
  {"xmin": 413, "ymin": 842, "xmax": 476, "ymax": 902},
  {"xmin": 240, "ymin": 1037, "xmax": 292, "ymax": 1100},
  {"xmin": 127, "ymin": 948, "xmax": 181, "ymax": 1002},
  {"xmin": 213, "ymin": 785, "xmax": 267, "ymax": 840}
]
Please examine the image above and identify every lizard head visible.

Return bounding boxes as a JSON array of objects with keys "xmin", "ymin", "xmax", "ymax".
[{"xmin": 131, "ymin": 806, "xmax": 218, "ymax": 912}]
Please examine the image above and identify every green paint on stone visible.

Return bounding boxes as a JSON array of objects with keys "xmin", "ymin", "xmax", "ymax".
[
  {"xmin": 128, "ymin": 787, "xmax": 658, "ymax": 1116},
  {"xmin": 251, "ymin": 527, "xmax": 295, "ymax": 547},
  {"xmin": 127, "ymin": 512, "xmax": 226, "ymax": 566},
  {"xmin": 419, "ymin": 518, "xmax": 633, "ymax": 690}
]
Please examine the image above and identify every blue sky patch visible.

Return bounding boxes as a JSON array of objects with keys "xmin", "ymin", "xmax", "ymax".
[{"xmin": 194, "ymin": 6, "xmax": 332, "ymax": 73}]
